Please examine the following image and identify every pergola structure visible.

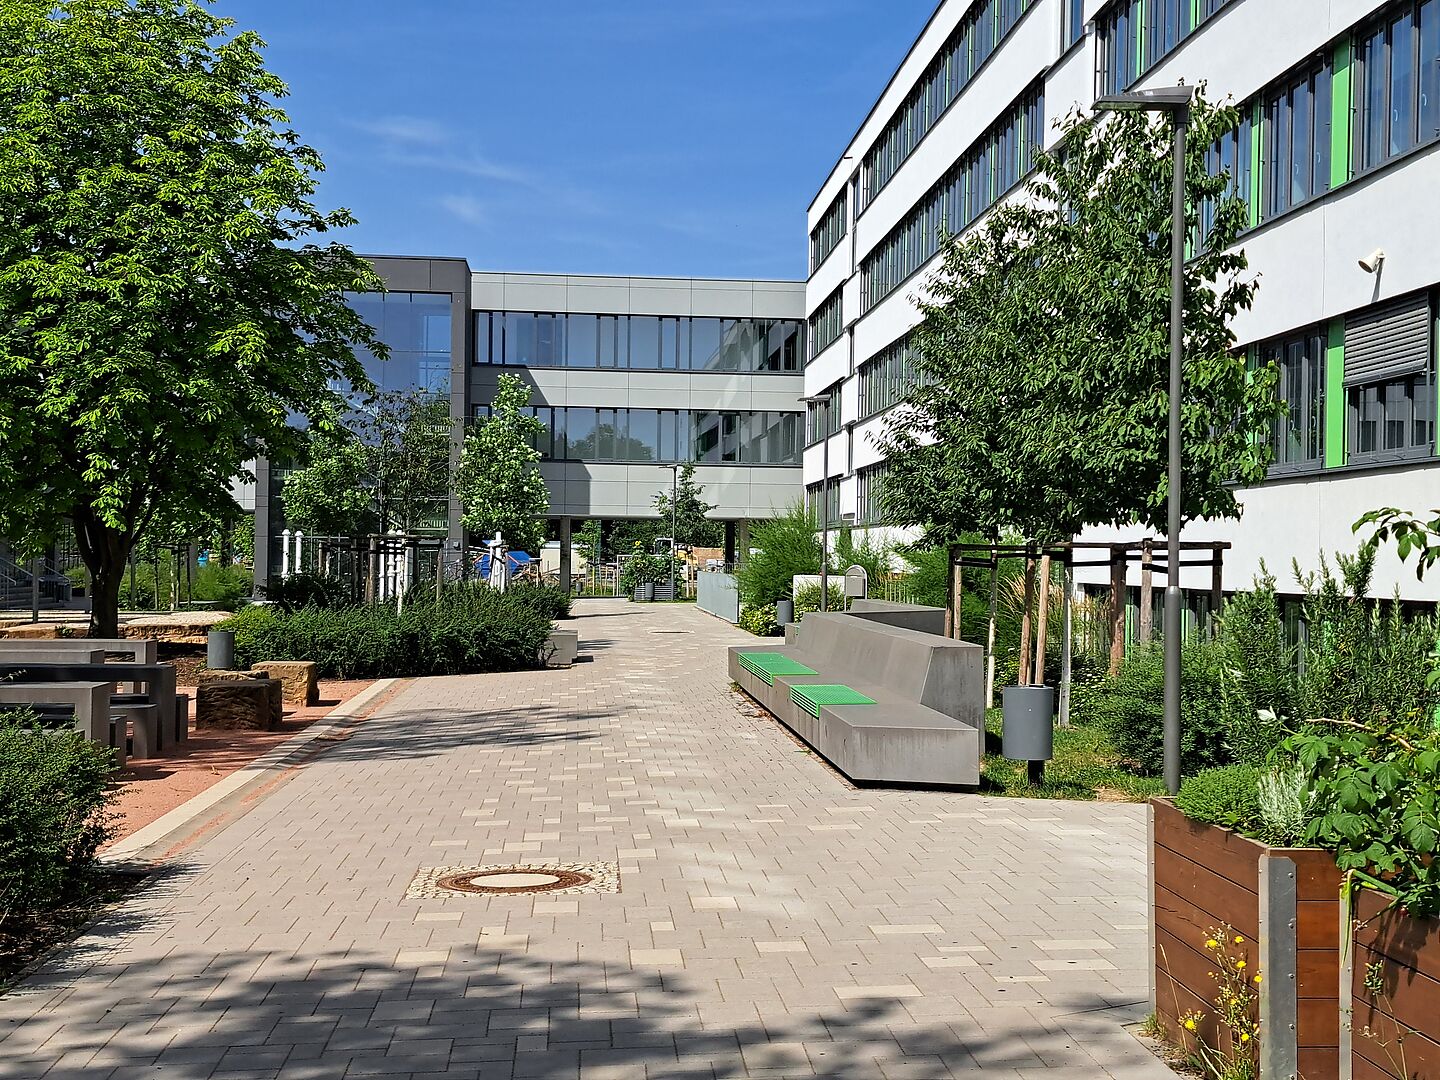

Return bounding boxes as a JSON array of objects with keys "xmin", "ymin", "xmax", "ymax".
[{"xmin": 942, "ymin": 539, "xmax": 1230, "ymax": 723}]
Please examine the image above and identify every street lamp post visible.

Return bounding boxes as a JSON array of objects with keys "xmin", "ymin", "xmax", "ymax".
[
  {"xmin": 799, "ymin": 393, "xmax": 832, "ymax": 612},
  {"xmin": 1095, "ymin": 84, "xmax": 1194, "ymax": 797},
  {"xmin": 666, "ymin": 463, "xmax": 679, "ymax": 599}
]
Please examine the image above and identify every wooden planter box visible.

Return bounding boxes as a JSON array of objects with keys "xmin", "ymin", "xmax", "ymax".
[
  {"xmin": 1153, "ymin": 798, "xmax": 1344, "ymax": 1079},
  {"xmin": 1349, "ymin": 890, "xmax": 1440, "ymax": 1079}
]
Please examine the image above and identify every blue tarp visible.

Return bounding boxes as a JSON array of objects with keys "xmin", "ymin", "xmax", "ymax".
[{"xmin": 474, "ymin": 550, "xmax": 534, "ymax": 577}]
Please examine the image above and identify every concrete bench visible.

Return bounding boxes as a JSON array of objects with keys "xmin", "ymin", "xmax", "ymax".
[
  {"xmin": 0, "ymin": 646, "xmax": 106, "ymax": 664},
  {"xmin": 0, "ymin": 681, "xmax": 126, "ymax": 767},
  {"xmin": 729, "ymin": 612, "xmax": 984, "ymax": 787},
  {"xmin": 546, "ymin": 629, "xmax": 579, "ymax": 667},
  {"xmin": 847, "ymin": 599, "xmax": 948, "ymax": 636},
  {"xmin": 0, "ymin": 661, "xmax": 177, "ymax": 753},
  {"xmin": 0, "ymin": 638, "xmax": 157, "ymax": 663}
]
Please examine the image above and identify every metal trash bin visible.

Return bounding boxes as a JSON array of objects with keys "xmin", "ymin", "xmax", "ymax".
[
  {"xmin": 207, "ymin": 630, "xmax": 236, "ymax": 671},
  {"xmin": 1002, "ymin": 684, "xmax": 1055, "ymax": 783},
  {"xmin": 775, "ymin": 599, "xmax": 794, "ymax": 626}
]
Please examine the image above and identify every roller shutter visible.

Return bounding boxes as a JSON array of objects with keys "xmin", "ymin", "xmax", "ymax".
[{"xmin": 1343, "ymin": 293, "xmax": 1433, "ymax": 386}]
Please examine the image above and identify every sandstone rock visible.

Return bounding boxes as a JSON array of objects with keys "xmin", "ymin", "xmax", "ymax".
[
  {"xmin": 251, "ymin": 660, "xmax": 319, "ymax": 706},
  {"xmin": 196, "ymin": 677, "xmax": 282, "ymax": 731}
]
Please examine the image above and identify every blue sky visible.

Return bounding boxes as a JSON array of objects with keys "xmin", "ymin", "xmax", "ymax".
[{"xmin": 238, "ymin": 1, "xmax": 936, "ymax": 280}]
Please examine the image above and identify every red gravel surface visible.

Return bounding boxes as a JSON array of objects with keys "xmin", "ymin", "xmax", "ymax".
[{"xmin": 103, "ymin": 679, "xmax": 375, "ymax": 847}]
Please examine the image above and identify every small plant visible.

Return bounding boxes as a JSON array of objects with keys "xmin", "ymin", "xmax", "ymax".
[
  {"xmin": 793, "ymin": 582, "xmax": 846, "ymax": 618},
  {"xmin": 1177, "ymin": 927, "xmax": 1261, "ymax": 1080},
  {"xmin": 738, "ymin": 603, "xmax": 780, "ymax": 638},
  {"xmin": 1255, "ymin": 763, "xmax": 1313, "ymax": 846},
  {"xmin": 1355, "ymin": 959, "xmax": 1414, "ymax": 1080},
  {"xmin": 1174, "ymin": 765, "xmax": 1262, "ymax": 833}
]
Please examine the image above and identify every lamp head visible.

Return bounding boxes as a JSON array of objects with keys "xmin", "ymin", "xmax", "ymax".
[{"xmin": 1359, "ymin": 248, "xmax": 1386, "ymax": 274}]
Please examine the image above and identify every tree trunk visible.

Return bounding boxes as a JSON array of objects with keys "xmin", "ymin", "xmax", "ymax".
[
  {"xmin": 73, "ymin": 509, "xmax": 133, "ymax": 639},
  {"xmin": 1018, "ymin": 548, "xmax": 1036, "ymax": 686}
]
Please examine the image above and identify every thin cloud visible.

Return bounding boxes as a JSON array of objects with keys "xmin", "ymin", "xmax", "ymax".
[
  {"xmin": 438, "ymin": 194, "xmax": 488, "ymax": 226},
  {"xmin": 350, "ymin": 114, "xmax": 451, "ymax": 146}
]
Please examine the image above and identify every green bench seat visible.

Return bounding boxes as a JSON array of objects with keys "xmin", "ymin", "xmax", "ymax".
[
  {"xmin": 789, "ymin": 683, "xmax": 876, "ymax": 718},
  {"xmin": 737, "ymin": 651, "xmax": 817, "ymax": 685}
]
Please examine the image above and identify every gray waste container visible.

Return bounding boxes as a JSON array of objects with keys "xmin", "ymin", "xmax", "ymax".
[
  {"xmin": 1002, "ymin": 684, "xmax": 1055, "ymax": 783},
  {"xmin": 775, "ymin": 599, "xmax": 794, "ymax": 626},
  {"xmin": 207, "ymin": 629, "xmax": 236, "ymax": 671}
]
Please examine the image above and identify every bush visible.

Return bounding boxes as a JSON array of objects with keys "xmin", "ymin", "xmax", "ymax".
[
  {"xmin": 1215, "ymin": 566, "xmax": 1293, "ymax": 765},
  {"xmin": 222, "ymin": 583, "xmax": 555, "ymax": 678},
  {"xmin": 735, "ymin": 501, "xmax": 821, "ymax": 606},
  {"xmin": 619, "ymin": 552, "xmax": 680, "ymax": 595},
  {"xmin": 503, "ymin": 581, "xmax": 572, "ymax": 621},
  {"xmin": 1174, "ymin": 764, "xmax": 1263, "ymax": 833},
  {"xmin": 1091, "ymin": 638, "xmax": 1231, "ymax": 775},
  {"xmin": 738, "ymin": 603, "xmax": 780, "ymax": 637},
  {"xmin": 189, "ymin": 562, "xmax": 252, "ymax": 608},
  {"xmin": 794, "ymin": 582, "xmax": 846, "ymax": 618},
  {"xmin": 261, "ymin": 571, "xmax": 353, "ymax": 612},
  {"xmin": 0, "ymin": 711, "xmax": 116, "ymax": 920}
]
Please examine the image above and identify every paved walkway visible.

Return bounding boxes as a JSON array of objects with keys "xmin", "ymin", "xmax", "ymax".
[{"xmin": 0, "ymin": 600, "xmax": 1170, "ymax": 1080}]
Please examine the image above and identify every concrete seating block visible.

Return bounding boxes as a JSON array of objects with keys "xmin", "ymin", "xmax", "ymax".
[
  {"xmin": 251, "ymin": 660, "xmax": 319, "ymax": 706},
  {"xmin": 545, "ymin": 629, "xmax": 579, "ymax": 668},
  {"xmin": 847, "ymin": 599, "xmax": 948, "ymax": 636},
  {"xmin": 114, "ymin": 703, "xmax": 162, "ymax": 759},
  {"xmin": 197, "ymin": 677, "xmax": 282, "ymax": 731},
  {"xmin": 174, "ymin": 692, "xmax": 191, "ymax": 743}
]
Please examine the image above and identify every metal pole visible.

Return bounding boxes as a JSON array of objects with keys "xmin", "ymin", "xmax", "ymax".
[
  {"xmin": 1164, "ymin": 109, "xmax": 1188, "ymax": 797},
  {"xmin": 30, "ymin": 554, "xmax": 40, "ymax": 623},
  {"xmin": 819, "ymin": 432, "xmax": 829, "ymax": 612},
  {"xmin": 670, "ymin": 466, "xmax": 677, "ymax": 600}
]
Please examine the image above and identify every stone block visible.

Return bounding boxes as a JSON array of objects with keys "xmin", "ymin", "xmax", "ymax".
[
  {"xmin": 196, "ymin": 677, "xmax": 282, "ymax": 731},
  {"xmin": 251, "ymin": 660, "xmax": 319, "ymax": 706},
  {"xmin": 545, "ymin": 630, "xmax": 578, "ymax": 668}
]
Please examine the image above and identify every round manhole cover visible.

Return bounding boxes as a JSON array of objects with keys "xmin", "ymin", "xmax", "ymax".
[{"xmin": 435, "ymin": 867, "xmax": 593, "ymax": 895}]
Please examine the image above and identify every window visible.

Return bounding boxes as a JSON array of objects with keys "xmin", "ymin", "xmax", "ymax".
[
  {"xmin": 859, "ymin": 0, "xmax": 1036, "ymax": 210},
  {"xmin": 857, "ymin": 461, "xmax": 893, "ymax": 525},
  {"xmin": 345, "ymin": 291, "xmax": 452, "ymax": 397},
  {"xmin": 1262, "ymin": 62, "xmax": 1332, "ymax": 220},
  {"xmin": 1258, "ymin": 328, "xmax": 1326, "ymax": 469},
  {"xmin": 809, "ymin": 288, "xmax": 844, "ymax": 358},
  {"xmin": 1098, "ymin": 0, "xmax": 1233, "ymax": 94},
  {"xmin": 810, "ymin": 192, "xmax": 847, "ymax": 271},
  {"xmin": 1344, "ymin": 292, "xmax": 1436, "ymax": 462},
  {"xmin": 806, "ymin": 387, "xmax": 842, "ymax": 446},
  {"xmin": 858, "ymin": 335, "xmax": 922, "ymax": 418},
  {"xmin": 806, "ymin": 481, "xmax": 841, "ymax": 527},
  {"xmin": 1201, "ymin": 109, "xmax": 1254, "ymax": 239},
  {"xmin": 1066, "ymin": 0, "xmax": 1086, "ymax": 46},
  {"xmin": 1355, "ymin": 1, "xmax": 1440, "ymax": 172},
  {"xmin": 861, "ymin": 84, "xmax": 1043, "ymax": 313},
  {"xmin": 470, "ymin": 406, "xmax": 802, "ymax": 465},
  {"xmin": 474, "ymin": 312, "xmax": 803, "ymax": 372}
]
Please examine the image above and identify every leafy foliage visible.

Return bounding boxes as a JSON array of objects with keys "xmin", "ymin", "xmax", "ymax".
[
  {"xmin": 457, "ymin": 374, "xmax": 549, "ymax": 552},
  {"xmin": 737, "ymin": 603, "xmax": 780, "ymax": 638},
  {"xmin": 880, "ymin": 93, "xmax": 1280, "ymax": 543},
  {"xmin": 794, "ymin": 582, "xmax": 846, "ymax": 618},
  {"xmin": 222, "ymin": 583, "xmax": 556, "ymax": 679},
  {"xmin": 280, "ymin": 410, "xmax": 374, "ymax": 537},
  {"xmin": 0, "ymin": 712, "xmax": 116, "ymax": 921},
  {"xmin": 259, "ymin": 571, "xmax": 353, "ymax": 612},
  {"xmin": 652, "ymin": 463, "xmax": 722, "ymax": 549},
  {"xmin": 1091, "ymin": 639, "xmax": 1232, "ymax": 774},
  {"xmin": 0, "ymin": 0, "xmax": 383, "ymax": 635},
  {"xmin": 1174, "ymin": 765, "xmax": 1263, "ymax": 834},
  {"xmin": 1215, "ymin": 567, "xmax": 1293, "ymax": 765},
  {"xmin": 734, "ymin": 502, "xmax": 821, "ymax": 606},
  {"xmin": 356, "ymin": 390, "xmax": 452, "ymax": 535}
]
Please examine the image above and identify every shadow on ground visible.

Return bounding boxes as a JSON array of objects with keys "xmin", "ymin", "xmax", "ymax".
[{"xmin": 299, "ymin": 703, "xmax": 611, "ymax": 763}]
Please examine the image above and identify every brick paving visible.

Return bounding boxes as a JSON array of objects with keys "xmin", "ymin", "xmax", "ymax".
[{"xmin": 0, "ymin": 599, "xmax": 1171, "ymax": 1079}]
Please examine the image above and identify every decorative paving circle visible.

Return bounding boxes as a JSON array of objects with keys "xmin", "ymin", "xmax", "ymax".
[
  {"xmin": 436, "ymin": 867, "xmax": 592, "ymax": 895},
  {"xmin": 405, "ymin": 861, "xmax": 620, "ymax": 900}
]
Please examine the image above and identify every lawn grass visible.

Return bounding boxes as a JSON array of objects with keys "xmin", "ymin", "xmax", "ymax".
[{"xmin": 980, "ymin": 708, "xmax": 1165, "ymax": 802}]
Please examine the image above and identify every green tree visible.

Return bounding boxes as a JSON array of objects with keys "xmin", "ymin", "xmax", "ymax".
[
  {"xmin": 356, "ymin": 390, "xmax": 452, "ymax": 535},
  {"xmin": 0, "ymin": 0, "xmax": 381, "ymax": 635},
  {"xmin": 653, "ymin": 463, "xmax": 722, "ymax": 549},
  {"xmin": 880, "ymin": 93, "xmax": 1282, "ymax": 544},
  {"xmin": 456, "ymin": 373, "xmax": 549, "ymax": 552},
  {"xmin": 734, "ymin": 501, "xmax": 822, "ymax": 606},
  {"xmin": 280, "ymin": 411, "xmax": 372, "ymax": 537}
]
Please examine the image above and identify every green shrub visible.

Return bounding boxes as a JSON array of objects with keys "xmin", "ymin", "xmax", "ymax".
[
  {"xmin": 1216, "ymin": 567, "xmax": 1293, "ymax": 764},
  {"xmin": 735, "ymin": 501, "xmax": 821, "ymax": 606},
  {"xmin": 619, "ymin": 552, "xmax": 680, "ymax": 595},
  {"xmin": 261, "ymin": 571, "xmax": 353, "ymax": 611},
  {"xmin": 794, "ymin": 582, "xmax": 846, "ymax": 618},
  {"xmin": 189, "ymin": 562, "xmax": 252, "ymax": 608},
  {"xmin": 1091, "ymin": 638, "xmax": 1231, "ymax": 774},
  {"xmin": 0, "ymin": 712, "xmax": 116, "ymax": 920},
  {"xmin": 504, "ymin": 582, "xmax": 572, "ymax": 621},
  {"xmin": 223, "ymin": 583, "xmax": 555, "ymax": 678},
  {"xmin": 1174, "ymin": 764, "xmax": 1263, "ymax": 833},
  {"xmin": 738, "ymin": 603, "xmax": 780, "ymax": 637}
]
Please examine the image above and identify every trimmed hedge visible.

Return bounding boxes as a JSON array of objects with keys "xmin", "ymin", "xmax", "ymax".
[
  {"xmin": 222, "ymin": 584, "xmax": 559, "ymax": 679},
  {"xmin": 0, "ymin": 712, "xmax": 116, "ymax": 920}
]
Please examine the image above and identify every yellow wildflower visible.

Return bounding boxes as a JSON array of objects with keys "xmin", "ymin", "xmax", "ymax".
[
  {"xmin": 1240, "ymin": 1033, "xmax": 1250, "ymax": 1043},
  {"xmin": 1235, "ymin": 935, "xmax": 1244, "ymax": 944},
  {"xmin": 1205, "ymin": 939, "xmax": 1218, "ymax": 948},
  {"xmin": 1236, "ymin": 960, "xmax": 1246, "ymax": 969},
  {"xmin": 1184, "ymin": 1018, "xmax": 1196, "ymax": 1031},
  {"xmin": 1254, "ymin": 974, "xmax": 1263, "ymax": 984}
]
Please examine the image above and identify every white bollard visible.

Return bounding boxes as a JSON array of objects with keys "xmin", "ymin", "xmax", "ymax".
[{"xmin": 281, "ymin": 529, "xmax": 292, "ymax": 578}]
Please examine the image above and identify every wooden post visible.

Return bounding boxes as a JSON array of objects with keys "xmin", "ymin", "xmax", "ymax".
[
  {"xmin": 1139, "ymin": 539, "xmax": 1154, "ymax": 645},
  {"xmin": 1109, "ymin": 544, "xmax": 1127, "ymax": 677},
  {"xmin": 985, "ymin": 555, "xmax": 999, "ymax": 708},
  {"xmin": 951, "ymin": 552, "xmax": 964, "ymax": 640},
  {"xmin": 1059, "ymin": 558, "xmax": 1074, "ymax": 727},
  {"xmin": 1018, "ymin": 546, "xmax": 1037, "ymax": 686},
  {"xmin": 1210, "ymin": 543, "xmax": 1225, "ymax": 639},
  {"xmin": 944, "ymin": 545, "xmax": 956, "ymax": 638},
  {"xmin": 1033, "ymin": 554, "xmax": 1052, "ymax": 685},
  {"xmin": 435, "ymin": 540, "xmax": 445, "ymax": 602},
  {"xmin": 365, "ymin": 536, "xmax": 379, "ymax": 604}
]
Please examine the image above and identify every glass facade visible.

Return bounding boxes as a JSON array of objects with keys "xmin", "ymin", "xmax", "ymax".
[
  {"xmin": 858, "ymin": 334, "xmax": 922, "ymax": 419},
  {"xmin": 805, "ymin": 480, "xmax": 842, "ymax": 527},
  {"xmin": 1201, "ymin": 108, "xmax": 1254, "ymax": 238},
  {"xmin": 1356, "ymin": 1, "xmax": 1440, "ymax": 173},
  {"xmin": 857, "ymin": 461, "xmax": 893, "ymax": 525},
  {"xmin": 1262, "ymin": 62, "xmax": 1333, "ymax": 221},
  {"xmin": 1259, "ymin": 327, "xmax": 1327, "ymax": 470},
  {"xmin": 806, "ymin": 386, "xmax": 842, "ymax": 446},
  {"xmin": 345, "ymin": 291, "xmax": 452, "ymax": 396},
  {"xmin": 810, "ymin": 192, "xmax": 848, "ymax": 272},
  {"xmin": 1098, "ymin": 0, "xmax": 1234, "ymax": 94},
  {"xmin": 472, "ymin": 405, "xmax": 800, "ymax": 466},
  {"xmin": 475, "ymin": 312, "xmax": 803, "ymax": 373},
  {"xmin": 1348, "ymin": 373, "xmax": 1436, "ymax": 459},
  {"xmin": 861, "ymin": 84, "xmax": 1043, "ymax": 313},
  {"xmin": 809, "ymin": 288, "xmax": 844, "ymax": 358},
  {"xmin": 860, "ymin": 0, "xmax": 1035, "ymax": 210}
]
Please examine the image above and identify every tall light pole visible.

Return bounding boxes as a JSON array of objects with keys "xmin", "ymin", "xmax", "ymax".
[
  {"xmin": 661, "ymin": 463, "xmax": 681, "ymax": 599},
  {"xmin": 800, "ymin": 393, "xmax": 832, "ymax": 611},
  {"xmin": 1095, "ymin": 84, "xmax": 1194, "ymax": 797}
]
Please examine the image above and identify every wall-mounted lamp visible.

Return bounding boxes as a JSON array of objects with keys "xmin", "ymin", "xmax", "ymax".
[{"xmin": 1359, "ymin": 248, "xmax": 1386, "ymax": 274}]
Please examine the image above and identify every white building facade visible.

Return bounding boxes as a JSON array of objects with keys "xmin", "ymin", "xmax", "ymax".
[{"xmin": 805, "ymin": 0, "xmax": 1440, "ymax": 603}]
